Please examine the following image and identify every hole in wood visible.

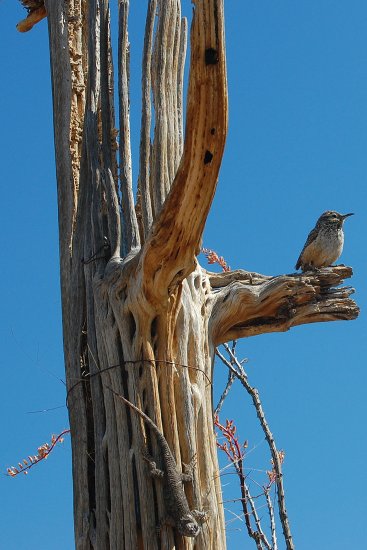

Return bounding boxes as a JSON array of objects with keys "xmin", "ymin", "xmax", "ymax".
[
  {"xmin": 205, "ymin": 47, "xmax": 219, "ymax": 65},
  {"xmin": 128, "ymin": 311, "xmax": 136, "ymax": 341},
  {"xmin": 131, "ymin": 456, "xmax": 142, "ymax": 527},
  {"xmin": 151, "ymin": 316, "xmax": 158, "ymax": 339},
  {"xmin": 117, "ymin": 289, "xmax": 126, "ymax": 302},
  {"xmin": 204, "ymin": 150, "xmax": 213, "ymax": 164}
]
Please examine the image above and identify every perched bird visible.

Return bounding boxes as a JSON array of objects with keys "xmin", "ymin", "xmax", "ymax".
[{"xmin": 295, "ymin": 210, "xmax": 354, "ymax": 272}]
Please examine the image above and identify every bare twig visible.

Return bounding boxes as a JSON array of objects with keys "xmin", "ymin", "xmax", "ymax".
[
  {"xmin": 217, "ymin": 344, "xmax": 294, "ymax": 550},
  {"xmin": 244, "ymin": 485, "xmax": 273, "ymax": 550},
  {"xmin": 215, "ymin": 341, "xmax": 247, "ymax": 415},
  {"xmin": 214, "ymin": 369, "xmax": 236, "ymax": 416},
  {"xmin": 214, "ymin": 417, "xmax": 271, "ymax": 549},
  {"xmin": 265, "ymin": 486, "xmax": 278, "ymax": 550}
]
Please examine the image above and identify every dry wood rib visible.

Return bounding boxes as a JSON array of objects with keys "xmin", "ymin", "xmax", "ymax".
[
  {"xmin": 140, "ymin": 0, "xmax": 228, "ymax": 305},
  {"xmin": 138, "ymin": 0, "xmax": 157, "ymax": 240},
  {"xmin": 45, "ymin": 3, "xmax": 91, "ymax": 545},
  {"xmin": 206, "ymin": 269, "xmax": 273, "ymax": 287},
  {"xmin": 209, "ymin": 266, "xmax": 359, "ymax": 345},
  {"xmin": 118, "ymin": 0, "xmax": 141, "ymax": 253}
]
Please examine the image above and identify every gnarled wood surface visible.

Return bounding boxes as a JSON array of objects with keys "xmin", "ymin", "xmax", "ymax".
[
  {"xmin": 41, "ymin": 0, "xmax": 359, "ymax": 548},
  {"xmin": 209, "ymin": 265, "xmax": 358, "ymax": 343}
]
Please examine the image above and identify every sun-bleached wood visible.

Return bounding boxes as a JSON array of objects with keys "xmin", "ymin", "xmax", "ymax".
[
  {"xmin": 42, "ymin": 0, "xmax": 359, "ymax": 548},
  {"xmin": 118, "ymin": 0, "xmax": 140, "ymax": 254},
  {"xmin": 137, "ymin": 0, "xmax": 156, "ymax": 240},
  {"xmin": 209, "ymin": 265, "xmax": 358, "ymax": 344}
]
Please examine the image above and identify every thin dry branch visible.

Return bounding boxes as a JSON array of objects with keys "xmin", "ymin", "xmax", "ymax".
[
  {"xmin": 265, "ymin": 487, "xmax": 278, "ymax": 550},
  {"xmin": 215, "ymin": 416, "xmax": 271, "ymax": 549},
  {"xmin": 214, "ymin": 340, "xmax": 239, "ymax": 415},
  {"xmin": 245, "ymin": 488, "xmax": 272, "ymax": 550},
  {"xmin": 217, "ymin": 345, "xmax": 294, "ymax": 550},
  {"xmin": 140, "ymin": 0, "xmax": 228, "ymax": 304},
  {"xmin": 210, "ymin": 266, "xmax": 359, "ymax": 345},
  {"xmin": 214, "ymin": 370, "xmax": 236, "ymax": 416}
]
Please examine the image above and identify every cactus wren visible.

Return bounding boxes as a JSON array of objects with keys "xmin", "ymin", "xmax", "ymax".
[{"xmin": 295, "ymin": 210, "xmax": 353, "ymax": 272}]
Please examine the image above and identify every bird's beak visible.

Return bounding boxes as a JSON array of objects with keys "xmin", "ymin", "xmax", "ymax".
[{"xmin": 342, "ymin": 212, "xmax": 354, "ymax": 220}]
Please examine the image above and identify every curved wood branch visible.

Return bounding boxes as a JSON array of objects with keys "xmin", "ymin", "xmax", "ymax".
[
  {"xmin": 140, "ymin": 0, "xmax": 228, "ymax": 303},
  {"xmin": 17, "ymin": 4, "xmax": 46, "ymax": 33},
  {"xmin": 209, "ymin": 266, "xmax": 359, "ymax": 345}
]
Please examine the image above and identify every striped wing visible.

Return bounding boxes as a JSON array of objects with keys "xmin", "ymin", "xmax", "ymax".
[{"xmin": 295, "ymin": 226, "xmax": 319, "ymax": 270}]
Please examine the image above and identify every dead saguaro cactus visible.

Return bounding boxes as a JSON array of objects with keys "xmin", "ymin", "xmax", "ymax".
[{"xmin": 22, "ymin": 0, "xmax": 359, "ymax": 548}]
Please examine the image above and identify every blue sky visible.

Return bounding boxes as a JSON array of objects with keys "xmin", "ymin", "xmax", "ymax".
[{"xmin": 1, "ymin": 2, "xmax": 366, "ymax": 548}]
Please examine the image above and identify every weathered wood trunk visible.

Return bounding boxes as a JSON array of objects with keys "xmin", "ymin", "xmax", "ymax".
[
  {"xmin": 46, "ymin": 1, "xmax": 228, "ymax": 548},
  {"xmin": 41, "ymin": 0, "xmax": 358, "ymax": 548}
]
